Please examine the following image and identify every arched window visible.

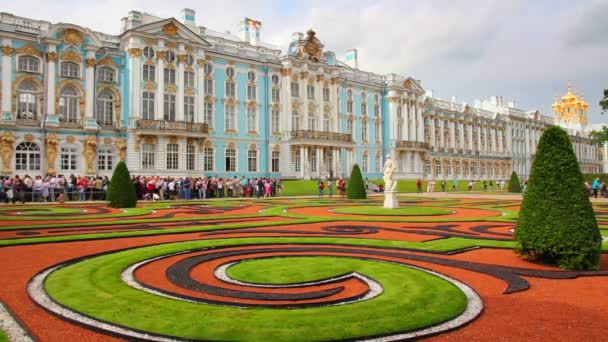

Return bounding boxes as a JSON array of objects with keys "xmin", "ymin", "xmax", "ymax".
[
  {"xmin": 18, "ymin": 56, "xmax": 40, "ymax": 73},
  {"xmin": 98, "ymin": 67, "xmax": 115, "ymax": 82},
  {"xmin": 143, "ymin": 46, "xmax": 155, "ymax": 59},
  {"xmin": 17, "ymin": 80, "xmax": 40, "ymax": 120},
  {"xmin": 61, "ymin": 62, "xmax": 80, "ymax": 78},
  {"xmin": 225, "ymin": 68, "xmax": 236, "ymax": 97},
  {"xmin": 59, "ymin": 86, "xmax": 80, "ymax": 122},
  {"xmin": 15, "ymin": 142, "xmax": 40, "ymax": 171},
  {"xmin": 96, "ymin": 90, "xmax": 114, "ymax": 126}
]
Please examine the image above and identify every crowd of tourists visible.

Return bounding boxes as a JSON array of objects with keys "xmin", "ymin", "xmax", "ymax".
[
  {"xmin": 586, "ymin": 178, "xmax": 608, "ymax": 198},
  {"xmin": 0, "ymin": 174, "xmax": 283, "ymax": 203}
]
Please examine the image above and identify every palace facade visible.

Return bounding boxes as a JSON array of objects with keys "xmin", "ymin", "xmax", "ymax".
[{"xmin": 0, "ymin": 10, "xmax": 602, "ymax": 180}]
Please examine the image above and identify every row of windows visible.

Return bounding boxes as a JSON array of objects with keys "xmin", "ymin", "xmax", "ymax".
[
  {"xmin": 13, "ymin": 141, "xmax": 115, "ymax": 172},
  {"xmin": 17, "ymin": 56, "xmax": 117, "ymax": 82}
]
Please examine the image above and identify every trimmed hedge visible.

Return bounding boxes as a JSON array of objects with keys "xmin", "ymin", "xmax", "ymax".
[
  {"xmin": 515, "ymin": 126, "xmax": 602, "ymax": 270},
  {"xmin": 347, "ymin": 164, "xmax": 367, "ymax": 199},
  {"xmin": 107, "ymin": 161, "xmax": 137, "ymax": 208},
  {"xmin": 508, "ymin": 171, "xmax": 521, "ymax": 193}
]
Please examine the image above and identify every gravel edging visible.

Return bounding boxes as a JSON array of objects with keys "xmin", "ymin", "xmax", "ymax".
[{"xmin": 0, "ymin": 302, "xmax": 35, "ymax": 342}]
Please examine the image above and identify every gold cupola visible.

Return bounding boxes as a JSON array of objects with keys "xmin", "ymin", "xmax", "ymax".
[{"xmin": 553, "ymin": 81, "xmax": 589, "ymax": 129}]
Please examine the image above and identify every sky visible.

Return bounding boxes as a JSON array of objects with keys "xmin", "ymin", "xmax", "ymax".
[{"xmin": 3, "ymin": 0, "xmax": 607, "ymax": 124}]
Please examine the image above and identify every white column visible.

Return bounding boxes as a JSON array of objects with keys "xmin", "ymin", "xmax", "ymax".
[
  {"xmin": 408, "ymin": 100, "xmax": 416, "ymax": 141},
  {"xmin": 1, "ymin": 39, "xmax": 12, "ymax": 115},
  {"xmin": 417, "ymin": 101, "xmax": 424, "ymax": 142},
  {"xmin": 156, "ymin": 46, "xmax": 166, "ymax": 120},
  {"xmin": 403, "ymin": 100, "xmax": 410, "ymax": 141},
  {"xmin": 450, "ymin": 120, "xmax": 456, "ymax": 149},
  {"xmin": 131, "ymin": 49, "xmax": 142, "ymax": 120},
  {"xmin": 476, "ymin": 125, "xmax": 482, "ymax": 153},
  {"xmin": 389, "ymin": 98, "xmax": 398, "ymax": 142},
  {"xmin": 319, "ymin": 147, "xmax": 324, "ymax": 178},
  {"xmin": 459, "ymin": 123, "xmax": 465, "ymax": 151},
  {"xmin": 176, "ymin": 53, "xmax": 185, "ymax": 122},
  {"xmin": 498, "ymin": 130, "xmax": 503, "ymax": 154},
  {"xmin": 197, "ymin": 57, "xmax": 205, "ymax": 123},
  {"xmin": 303, "ymin": 146, "xmax": 309, "ymax": 179},
  {"xmin": 468, "ymin": 125, "xmax": 474, "ymax": 151},
  {"xmin": 316, "ymin": 147, "xmax": 321, "ymax": 178},
  {"xmin": 430, "ymin": 121, "xmax": 436, "ymax": 146},
  {"xmin": 45, "ymin": 44, "xmax": 57, "ymax": 116},
  {"xmin": 85, "ymin": 49, "xmax": 96, "ymax": 119},
  {"xmin": 439, "ymin": 120, "xmax": 445, "ymax": 147}
]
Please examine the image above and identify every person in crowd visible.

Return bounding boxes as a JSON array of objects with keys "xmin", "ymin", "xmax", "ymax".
[
  {"xmin": 483, "ymin": 181, "xmax": 488, "ymax": 191},
  {"xmin": 416, "ymin": 179, "xmax": 422, "ymax": 194},
  {"xmin": 318, "ymin": 180, "xmax": 325, "ymax": 198},
  {"xmin": 328, "ymin": 178, "xmax": 334, "ymax": 197},
  {"xmin": 440, "ymin": 180, "xmax": 446, "ymax": 192},
  {"xmin": 592, "ymin": 177, "xmax": 600, "ymax": 198}
]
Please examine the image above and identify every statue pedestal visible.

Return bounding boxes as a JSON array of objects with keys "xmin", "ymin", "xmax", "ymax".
[{"xmin": 383, "ymin": 190, "xmax": 399, "ymax": 209}]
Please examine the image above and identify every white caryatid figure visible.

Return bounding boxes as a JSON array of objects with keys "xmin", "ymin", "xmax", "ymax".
[{"xmin": 383, "ymin": 154, "xmax": 399, "ymax": 208}]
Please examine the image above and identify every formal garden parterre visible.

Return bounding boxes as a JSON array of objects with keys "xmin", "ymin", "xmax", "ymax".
[{"xmin": 0, "ymin": 195, "xmax": 607, "ymax": 341}]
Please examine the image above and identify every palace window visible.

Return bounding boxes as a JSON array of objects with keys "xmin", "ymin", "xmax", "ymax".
[
  {"xmin": 163, "ymin": 94, "xmax": 176, "ymax": 121},
  {"xmin": 204, "ymin": 147, "xmax": 214, "ymax": 171},
  {"xmin": 18, "ymin": 56, "xmax": 39, "ymax": 73},
  {"xmin": 361, "ymin": 102, "xmax": 367, "ymax": 116},
  {"xmin": 271, "ymin": 86, "xmax": 280, "ymax": 102},
  {"xmin": 435, "ymin": 163, "xmax": 442, "ymax": 175},
  {"xmin": 141, "ymin": 143, "xmax": 155, "ymax": 169},
  {"xmin": 248, "ymin": 71, "xmax": 256, "ymax": 82},
  {"xmin": 205, "ymin": 78, "xmax": 214, "ymax": 95},
  {"xmin": 347, "ymin": 118, "xmax": 353, "ymax": 135},
  {"xmin": 446, "ymin": 164, "xmax": 452, "ymax": 176},
  {"xmin": 166, "ymin": 143, "xmax": 179, "ymax": 170},
  {"xmin": 323, "ymin": 87, "xmax": 330, "ymax": 102},
  {"xmin": 247, "ymin": 83, "xmax": 257, "ymax": 100},
  {"xmin": 375, "ymin": 154, "xmax": 381, "ymax": 172},
  {"xmin": 362, "ymin": 120, "xmax": 368, "ymax": 142},
  {"xmin": 225, "ymin": 67, "xmax": 235, "ymax": 78},
  {"xmin": 164, "ymin": 67, "xmax": 176, "ymax": 85},
  {"xmin": 15, "ymin": 142, "xmax": 40, "ymax": 171},
  {"xmin": 271, "ymin": 109, "xmax": 280, "ymax": 134},
  {"xmin": 272, "ymin": 151, "xmax": 280, "ymax": 173},
  {"xmin": 225, "ymin": 148, "xmax": 236, "ymax": 172},
  {"xmin": 60, "ymin": 147, "xmax": 78, "ymax": 171},
  {"xmin": 307, "ymin": 85, "xmax": 315, "ymax": 100},
  {"xmin": 308, "ymin": 113, "xmax": 316, "ymax": 130},
  {"xmin": 291, "ymin": 82, "xmax": 299, "ymax": 97},
  {"xmin": 98, "ymin": 67, "xmax": 115, "ymax": 82},
  {"xmin": 59, "ymin": 86, "xmax": 79, "ymax": 122},
  {"xmin": 204, "ymin": 63, "xmax": 213, "ymax": 76},
  {"xmin": 362, "ymin": 154, "xmax": 369, "ymax": 173},
  {"xmin": 204, "ymin": 102, "xmax": 214, "ymax": 128},
  {"xmin": 186, "ymin": 55, "xmax": 194, "ymax": 66},
  {"xmin": 295, "ymin": 148, "xmax": 301, "ymax": 172},
  {"xmin": 143, "ymin": 47, "xmax": 155, "ymax": 59},
  {"xmin": 346, "ymin": 89, "xmax": 353, "ymax": 113},
  {"xmin": 225, "ymin": 104, "xmax": 236, "ymax": 131},
  {"xmin": 184, "ymin": 95, "xmax": 195, "ymax": 123},
  {"xmin": 375, "ymin": 122, "xmax": 381, "ymax": 143},
  {"xmin": 271, "ymin": 74, "xmax": 279, "ymax": 85},
  {"xmin": 60, "ymin": 62, "xmax": 79, "ymax": 78},
  {"xmin": 248, "ymin": 149, "xmax": 257, "ymax": 172},
  {"xmin": 142, "ymin": 91, "xmax": 155, "ymax": 120},
  {"xmin": 292, "ymin": 111, "xmax": 300, "ymax": 131},
  {"xmin": 247, "ymin": 107, "xmax": 257, "ymax": 132},
  {"xmin": 310, "ymin": 152, "xmax": 317, "ymax": 172},
  {"xmin": 186, "ymin": 144, "xmax": 195, "ymax": 171},
  {"xmin": 17, "ymin": 80, "xmax": 40, "ymax": 120},
  {"xmin": 143, "ymin": 64, "xmax": 155, "ymax": 82},
  {"xmin": 225, "ymin": 80, "xmax": 236, "ymax": 98},
  {"xmin": 424, "ymin": 161, "xmax": 431, "ymax": 176},
  {"xmin": 184, "ymin": 70, "xmax": 195, "ymax": 88},
  {"xmin": 166, "ymin": 51, "xmax": 176, "ymax": 63},
  {"xmin": 98, "ymin": 147, "xmax": 114, "ymax": 171},
  {"xmin": 96, "ymin": 90, "xmax": 114, "ymax": 126},
  {"xmin": 323, "ymin": 113, "xmax": 330, "ymax": 132}
]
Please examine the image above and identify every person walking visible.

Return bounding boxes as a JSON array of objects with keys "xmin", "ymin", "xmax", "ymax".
[
  {"xmin": 592, "ymin": 177, "xmax": 600, "ymax": 198},
  {"xmin": 440, "ymin": 180, "xmax": 446, "ymax": 192},
  {"xmin": 318, "ymin": 180, "xmax": 325, "ymax": 198},
  {"xmin": 416, "ymin": 179, "xmax": 422, "ymax": 194}
]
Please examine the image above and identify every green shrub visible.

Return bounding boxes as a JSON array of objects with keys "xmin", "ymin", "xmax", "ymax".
[
  {"xmin": 515, "ymin": 126, "xmax": 602, "ymax": 270},
  {"xmin": 508, "ymin": 171, "xmax": 521, "ymax": 193},
  {"xmin": 346, "ymin": 164, "xmax": 367, "ymax": 199},
  {"xmin": 107, "ymin": 161, "xmax": 137, "ymax": 208}
]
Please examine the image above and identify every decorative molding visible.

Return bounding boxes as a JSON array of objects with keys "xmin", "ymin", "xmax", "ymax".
[
  {"xmin": 128, "ymin": 48, "xmax": 142, "ymax": 57},
  {"xmin": 163, "ymin": 22, "xmax": 179, "ymax": 38},
  {"xmin": 166, "ymin": 42, "xmax": 176, "ymax": 49},
  {"xmin": 66, "ymin": 136, "xmax": 76, "ymax": 143},
  {"xmin": 166, "ymin": 85, "xmax": 177, "ymax": 94},
  {"xmin": 1, "ymin": 46, "xmax": 13, "ymax": 55},
  {"xmin": 388, "ymin": 97, "xmax": 399, "ymax": 103},
  {"xmin": 86, "ymin": 58, "xmax": 96, "ymax": 68},
  {"xmin": 197, "ymin": 59, "xmax": 206, "ymax": 66},
  {"xmin": 0, "ymin": 131, "xmax": 16, "ymax": 174},
  {"xmin": 184, "ymin": 88, "xmax": 194, "ymax": 96},
  {"xmin": 97, "ymin": 56, "xmax": 117, "ymax": 67},
  {"xmin": 45, "ymin": 134, "xmax": 58, "ymax": 174},
  {"xmin": 83, "ymin": 136, "xmax": 97, "ymax": 175},
  {"xmin": 15, "ymin": 44, "xmax": 42, "ymax": 57},
  {"xmin": 177, "ymin": 54, "xmax": 188, "ymax": 63},
  {"xmin": 62, "ymin": 29, "xmax": 83, "ymax": 46},
  {"xmin": 169, "ymin": 136, "xmax": 178, "ymax": 144},
  {"xmin": 143, "ymin": 82, "xmax": 156, "ymax": 91},
  {"xmin": 156, "ymin": 51, "xmax": 167, "ymax": 59},
  {"xmin": 24, "ymin": 134, "xmax": 34, "ymax": 142},
  {"xmin": 60, "ymin": 50, "xmax": 82, "ymax": 63},
  {"xmin": 46, "ymin": 52, "xmax": 58, "ymax": 62},
  {"xmin": 280, "ymin": 68, "xmax": 291, "ymax": 77},
  {"xmin": 185, "ymin": 46, "xmax": 193, "ymax": 53}
]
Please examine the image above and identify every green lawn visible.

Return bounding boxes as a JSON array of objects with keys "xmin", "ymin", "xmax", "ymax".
[
  {"xmin": 46, "ymin": 243, "xmax": 467, "ymax": 341},
  {"xmin": 0, "ymin": 329, "xmax": 8, "ymax": 342},
  {"xmin": 332, "ymin": 206, "xmax": 452, "ymax": 216}
]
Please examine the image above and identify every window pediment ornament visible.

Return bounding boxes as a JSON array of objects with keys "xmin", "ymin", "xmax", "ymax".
[
  {"xmin": 166, "ymin": 85, "xmax": 177, "ymax": 94},
  {"xmin": 2, "ymin": 46, "xmax": 13, "ymax": 55},
  {"xmin": 15, "ymin": 44, "xmax": 42, "ymax": 57},
  {"xmin": 143, "ymin": 82, "xmax": 156, "ymax": 91},
  {"xmin": 280, "ymin": 68, "xmax": 291, "ymax": 77},
  {"xmin": 162, "ymin": 22, "xmax": 179, "ymax": 38},
  {"xmin": 185, "ymin": 88, "xmax": 194, "ymax": 96},
  {"xmin": 97, "ymin": 56, "xmax": 117, "ymax": 67},
  {"xmin": 308, "ymin": 102, "xmax": 316, "ymax": 111},
  {"xmin": 323, "ymin": 104, "xmax": 331, "ymax": 112},
  {"xmin": 388, "ymin": 97, "xmax": 399, "ymax": 103},
  {"xmin": 24, "ymin": 133, "xmax": 35, "ymax": 142},
  {"xmin": 86, "ymin": 58, "xmax": 96, "ymax": 68},
  {"xmin": 46, "ymin": 52, "xmax": 58, "ymax": 62},
  {"xmin": 295, "ymin": 29, "xmax": 324, "ymax": 63},
  {"xmin": 60, "ymin": 50, "xmax": 82, "ymax": 63},
  {"xmin": 63, "ymin": 29, "xmax": 83, "ymax": 46}
]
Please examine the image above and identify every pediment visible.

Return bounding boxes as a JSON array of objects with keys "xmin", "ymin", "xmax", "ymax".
[
  {"xmin": 386, "ymin": 76, "xmax": 424, "ymax": 94},
  {"xmin": 44, "ymin": 24, "xmax": 104, "ymax": 47},
  {"xmin": 122, "ymin": 18, "xmax": 211, "ymax": 47}
]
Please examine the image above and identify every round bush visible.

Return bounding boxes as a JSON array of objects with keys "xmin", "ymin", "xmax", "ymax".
[
  {"xmin": 508, "ymin": 171, "xmax": 521, "ymax": 193},
  {"xmin": 347, "ymin": 164, "xmax": 367, "ymax": 199},
  {"xmin": 107, "ymin": 161, "xmax": 137, "ymax": 208},
  {"xmin": 515, "ymin": 126, "xmax": 602, "ymax": 270}
]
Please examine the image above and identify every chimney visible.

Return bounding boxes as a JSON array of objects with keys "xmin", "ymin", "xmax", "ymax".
[
  {"xmin": 239, "ymin": 18, "xmax": 262, "ymax": 45},
  {"xmin": 345, "ymin": 49, "xmax": 358, "ymax": 69},
  {"xmin": 181, "ymin": 8, "xmax": 195, "ymax": 26},
  {"xmin": 121, "ymin": 10, "xmax": 142, "ymax": 32}
]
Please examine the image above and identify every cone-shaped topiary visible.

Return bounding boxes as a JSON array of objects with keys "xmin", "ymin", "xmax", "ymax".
[
  {"xmin": 508, "ymin": 171, "xmax": 521, "ymax": 193},
  {"xmin": 347, "ymin": 164, "xmax": 367, "ymax": 199},
  {"xmin": 107, "ymin": 160, "xmax": 137, "ymax": 208},
  {"xmin": 515, "ymin": 126, "xmax": 602, "ymax": 270}
]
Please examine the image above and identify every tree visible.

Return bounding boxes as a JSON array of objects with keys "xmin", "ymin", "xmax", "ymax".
[
  {"xmin": 107, "ymin": 160, "xmax": 137, "ymax": 208},
  {"xmin": 589, "ymin": 125, "xmax": 608, "ymax": 144},
  {"xmin": 346, "ymin": 164, "xmax": 367, "ymax": 199},
  {"xmin": 515, "ymin": 126, "xmax": 602, "ymax": 270},
  {"xmin": 508, "ymin": 171, "xmax": 521, "ymax": 193},
  {"xmin": 600, "ymin": 88, "xmax": 608, "ymax": 114}
]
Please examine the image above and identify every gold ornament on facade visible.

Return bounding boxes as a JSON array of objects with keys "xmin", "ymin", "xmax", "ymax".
[
  {"xmin": 166, "ymin": 85, "xmax": 177, "ymax": 94},
  {"xmin": 144, "ymin": 136, "xmax": 156, "ymax": 144},
  {"xmin": 45, "ymin": 134, "xmax": 58, "ymax": 174},
  {"xmin": 66, "ymin": 136, "xmax": 76, "ymax": 143},
  {"xmin": 388, "ymin": 97, "xmax": 398, "ymax": 103},
  {"xmin": 197, "ymin": 59, "xmax": 206, "ymax": 66},
  {"xmin": 227, "ymin": 142, "xmax": 236, "ymax": 149},
  {"xmin": 177, "ymin": 54, "xmax": 188, "ymax": 63},
  {"xmin": 280, "ymin": 68, "xmax": 291, "ymax": 77},
  {"xmin": 185, "ymin": 46, "xmax": 193, "ymax": 53},
  {"xmin": 83, "ymin": 136, "xmax": 98, "ymax": 174},
  {"xmin": 16, "ymin": 44, "xmax": 42, "ymax": 57},
  {"xmin": 330, "ymin": 77, "xmax": 339, "ymax": 85},
  {"xmin": 46, "ymin": 52, "xmax": 58, "ymax": 62},
  {"xmin": 308, "ymin": 102, "xmax": 316, "ymax": 111},
  {"xmin": 60, "ymin": 50, "xmax": 82, "ymax": 63},
  {"xmin": 144, "ymin": 82, "xmax": 156, "ymax": 91},
  {"xmin": 404, "ymin": 79, "xmax": 412, "ymax": 89},
  {"xmin": 166, "ymin": 42, "xmax": 177, "ymax": 49},
  {"xmin": 162, "ymin": 22, "xmax": 179, "ymax": 38},
  {"xmin": 316, "ymin": 75, "xmax": 324, "ymax": 82},
  {"xmin": 103, "ymin": 137, "xmax": 113, "ymax": 145},
  {"xmin": 185, "ymin": 88, "xmax": 194, "ymax": 96},
  {"xmin": 128, "ymin": 48, "xmax": 142, "ymax": 57},
  {"xmin": 1, "ymin": 46, "xmax": 13, "ymax": 55},
  {"xmin": 114, "ymin": 138, "xmax": 127, "ymax": 161},
  {"xmin": 169, "ymin": 136, "xmax": 178, "ymax": 144},
  {"xmin": 145, "ymin": 38, "xmax": 155, "ymax": 46},
  {"xmin": 292, "ymin": 101, "xmax": 301, "ymax": 110},
  {"xmin": 301, "ymin": 71, "xmax": 309, "ymax": 79},
  {"xmin": 186, "ymin": 137, "xmax": 194, "ymax": 145},
  {"xmin": 86, "ymin": 58, "xmax": 96, "ymax": 68},
  {"xmin": 156, "ymin": 51, "xmax": 167, "ymax": 59},
  {"xmin": 97, "ymin": 56, "xmax": 118, "ymax": 67},
  {"xmin": 0, "ymin": 131, "xmax": 16, "ymax": 174},
  {"xmin": 23, "ymin": 134, "xmax": 34, "ymax": 142},
  {"xmin": 185, "ymin": 66, "xmax": 194, "ymax": 72},
  {"xmin": 301, "ymin": 29, "xmax": 322, "ymax": 62},
  {"xmin": 63, "ymin": 29, "xmax": 83, "ymax": 46}
]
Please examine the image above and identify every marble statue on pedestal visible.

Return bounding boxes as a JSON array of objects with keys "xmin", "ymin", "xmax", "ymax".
[{"xmin": 383, "ymin": 154, "xmax": 399, "ymax": 208}]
